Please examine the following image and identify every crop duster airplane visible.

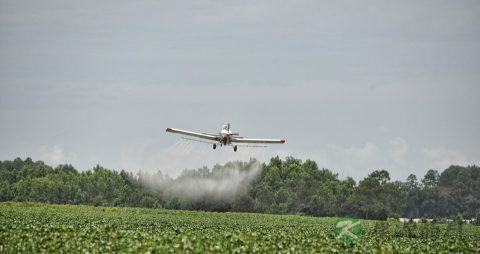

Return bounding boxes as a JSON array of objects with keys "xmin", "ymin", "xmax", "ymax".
[{"xmin": 166, "ymin": 124, "xmax": 285, "ymax": 152}]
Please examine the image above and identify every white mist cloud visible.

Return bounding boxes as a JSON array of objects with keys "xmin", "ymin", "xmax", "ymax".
[
  {"xmin": 389, "ymin": 137, "xmax": 408, "ymax": 165},
  {"xmin": 421, "ymin": 146, "xmax": 469, "ymax": 169},
  {"xmin": 39, "ymin": 145, "xmax": 76, "ymax": 167},
  {"xmin": 324, "ymin": 137, "xmax": 411, "ymax": 179},
  {"xmin": 333, "ymin": 142, "xmax": 380, "ymax": 166},
  {"xmin": 139, "ymin": 160, "xmax": 262, "ymax": 201}
]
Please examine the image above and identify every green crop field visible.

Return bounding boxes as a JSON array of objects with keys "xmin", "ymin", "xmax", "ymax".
[{"xmin": 0, "ymin": 202, "xmax": 479, "ymax": 253}]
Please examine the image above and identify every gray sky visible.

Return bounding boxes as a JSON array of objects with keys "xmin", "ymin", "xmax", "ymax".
[{"xmin": 1, "ymin": 1, "xmax": 479, "ymax": 181}]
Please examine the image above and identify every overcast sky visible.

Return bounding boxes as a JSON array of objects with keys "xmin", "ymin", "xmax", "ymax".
[{"xmin": 1, "ymin": 1, "xmax": 479, "ymax": 181}]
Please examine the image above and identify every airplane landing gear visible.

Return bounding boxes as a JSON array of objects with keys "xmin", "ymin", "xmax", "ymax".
[
  {"xmin": 234, "ymin": 145, "xmax": 237, "ymax": 152},
  {"xmin": 213, "ymin": 144, "xmax": 217, "ymax": 150}
]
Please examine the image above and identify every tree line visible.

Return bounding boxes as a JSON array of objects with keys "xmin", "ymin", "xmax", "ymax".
[{"xmin": 0, "ymin": 157, "xmax": 479, "ymax": 220}]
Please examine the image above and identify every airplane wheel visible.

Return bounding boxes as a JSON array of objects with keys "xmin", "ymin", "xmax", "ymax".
[
  {"xmin": 213, "ymin": 144, "xmax": 217, "ymax": 150},
  {"xmin": 234, "ymin": 145, "xmax": 237, "ymax": 152}
]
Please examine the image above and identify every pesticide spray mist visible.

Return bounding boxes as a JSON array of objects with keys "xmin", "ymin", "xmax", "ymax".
[
  {"xmin": 139, "ymin": 160, "xmax": 262, "ymax": 202},
  {"xmin": 133, "ymin": 139, "xmax": 270, "ymax": 203}
]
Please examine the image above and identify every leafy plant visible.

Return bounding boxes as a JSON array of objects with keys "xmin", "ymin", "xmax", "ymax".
[{"xmin": 1, "ymin": 202, "xmax": 479, "ymax": 253}]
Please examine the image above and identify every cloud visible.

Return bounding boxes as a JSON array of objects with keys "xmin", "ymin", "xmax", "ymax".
[
  {"xmin": 335, "ymin": 142, "xmax": 380, "ymax": 165},
  {"xmin": 325, "ymin": 137, "xmax": 411, "ymax": 180},
  {"xmin": 39, "ymin": 145, "xmax": 75, "ymax": 167},
  {"xmin": 389, "ymin": 137, "xmax": 408, "ymax": 165},
  {"xmin": 377, "ymin": 126, "xmax": 391, "ymax": 134},
  {"xmin": 327, "ymin": 142, "xmax": 383, "ymax": 179},
  {"xmin": 421, "ymin": 146, "xmax": 469, "ymax": 169}
]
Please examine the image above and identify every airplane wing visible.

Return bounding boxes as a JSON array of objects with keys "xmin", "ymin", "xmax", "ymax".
[
  {"xmin": 166, "ymin": 128, "xmax": 218, "ymax": 141},
  {"xmin": 232, "ymin": 137, "xmax": 285, "ymax": 144}
]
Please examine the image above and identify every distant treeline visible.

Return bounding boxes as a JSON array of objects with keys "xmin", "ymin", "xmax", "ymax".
[{"xmin": 0, "ymin": 157, "xmax": 479, "ymax": 220}]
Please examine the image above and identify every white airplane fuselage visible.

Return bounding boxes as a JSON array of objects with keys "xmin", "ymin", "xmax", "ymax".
[{"xmin": 218, "ymin": 124, "xmax": 233, "ymax": 145}]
